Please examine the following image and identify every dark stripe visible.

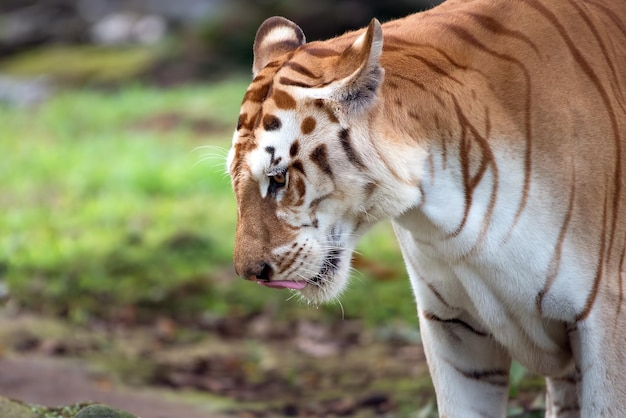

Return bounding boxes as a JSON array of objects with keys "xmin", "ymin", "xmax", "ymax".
[
  {"xmin": 423, "ymin": 311, "xmax": 489, "ymax": 337},
  {"xmin": 279, "ymin": 76, "xmax": 314, "ymax": 88},
  {"xmin": 452, "ymin": 365, "xmax": 509, "ymax": 387},
  {"xmin": 282, "ymin": 61, "xmax": 320, "ymax": 79},
  {"xmin": 289, "ymin": 141, "xmax": 300, "ymax": 157},
  {"xmin": 300, "ymin": 117, "xmax": 316, "ymax": 135},
  {"xmin": 309, "ymin": 193, "xmax": 332, "ymax": 210},
  {"xmin": 262, "ymin": 114, "xmax": 282, "ymax": 131},
  {"xmin": 285, "ymin": 176, "xmax": 305, "ymax": 207},
  {"xmin": 291, "ymin": 160, "xmax": 305, "ymax": 175},
  {"xmin": 272, "ymin": 89, "xmax": 297, "ymax": 109},
  {"xmin": 278, "ymin": 244, "xmax": 304, "ymax": 276},
  {"xmin": 364, "ymin": 182, "xmax": 378, "ymax": 198},
  {"xmin": 314, "ymin": 99, "xmax": 339, "ymax": 123},
  {"xmin": 551, "ymin": 375, "xmax": 579, "ymax": 385},
  {"xmin": 427, "ymin": 154, "xmax": 435, "ymax": 185},
  {"xmin": 384, "ymin": 35, "xmax": 470, "ymax": 71},
  {"xmin": 617, "ymin": 245, "xmax": 625, "ymax": 317},
  {"xmin": 388, "ymin": 73, "xmax": 426, "ymax": 91},
  {"xmin": 537, "ymin": 176, "xmax": 576, "ymax": 314},
  {"xmin": 556, "ymin": 405, "xmax": 581, "ymax": 414},
  {"xmin": 236, "ymin": 112, "xmax": 247, "ymax": 130},
  {"xmin": 586, "ymin": 1, "xmax": 626, "ymax": 40},
  {"xmin": 339, "ymin": 128, "xmax": 366, "ymax": 169},
  {"xmin": 449, "ymin": 95, "xmax": 498, "ymax": 238},
  {"xmin": 463, "ymin": 11, "xmax": 540, "ymax": 54},
  {"xmin": 577, "ymin": 183, "xmax": 610, "ymax": 321},
  {"xmin": 310, "ymin": 144, "xmax": 333, "ymax": 177},
  {"xmin": 408, "ymin": 54, "xmax": 463, "ymax": 85},
  {"xmin": 243, "ymin": 83, "xmax": 271, "ymax": 103},
  {"xmin": 439, "ymin": 21, "xmax": 531, "ymax": 236},
  {"xmin": 294, "ymin": 176, "xmax": 306, "ymax": 200},
  {"xmin": 523, "ymin": 0, "xmax": 622, "ymax": 266},
  {"xmin": 265, "ymin": 146, "xmax": 282, "ymax": 166},
  {"xmin": 304, "ymin": 47, "xmax": 340, "ymax": 57},
  {"xmin": 268, "ymin": 40, "xmax": 302, "ymax": 57},
  {"xmin": 264, "ymin": 60, "xmax": 282, "ymax": 69},
  {"xmin": 568, "ymin": 0, "xmax": 626, "ymax": 111},
  {"xmin": 426, "ymin": 282, "xmax": 451, "ymax": 308},
  {"xmin": 382, "ymin": 44, "xmax": 403, "ymax": 52}
]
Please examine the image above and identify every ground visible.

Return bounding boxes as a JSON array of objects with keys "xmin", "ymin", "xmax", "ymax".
[
  {"xmin": 0, "ymin": 309, "xmax": 546, "ymax": 418},
  {"xmin": 0, "ymin": 356, "xmax": 213, "ymax": 418}
]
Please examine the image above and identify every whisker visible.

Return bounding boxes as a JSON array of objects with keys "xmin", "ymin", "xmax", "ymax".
[
  {"xmin": 335, "ymin": 298, "xmax": 345, "ymax": 320},
  {"xmin": 191, "ymin": 146, "xmax": 230, "ymax": 173},
  {"xmin": 285, "ymin": 291, "xmax": 300, "ymax": 302}
]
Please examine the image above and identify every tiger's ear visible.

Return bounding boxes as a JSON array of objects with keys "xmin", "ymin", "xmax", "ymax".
[
  {"xmin": 253, "ymin": 16, "xmax": 306, "ymax": 77},
  {"xmin": 330, "ymin": 18, "xmax": 384, "ymax": 114}
]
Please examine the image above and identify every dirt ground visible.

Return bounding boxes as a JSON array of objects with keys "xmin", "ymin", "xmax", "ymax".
[
  {"xmin": 0, "ymin": 311, "xmax": 437, "ymax": 418},
  {"xmin": 0, "ymin": 310, "xmax": 545, "ymax": 418},
  {"xmin": 0, "ymin": 355, "xmax": 217, "ymax": 418}
]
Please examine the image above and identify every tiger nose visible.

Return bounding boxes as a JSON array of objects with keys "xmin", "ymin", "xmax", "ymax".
[{"xmin": 238, "ymin": 261, "xmax": 274, "ymax": 282}]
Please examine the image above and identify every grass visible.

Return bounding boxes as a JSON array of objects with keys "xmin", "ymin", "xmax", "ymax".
[
  {"xmin": 0, "ymin": 45, "xmax": 158, "ymax": 84},
  {"xmin": 0, "ymin": 78, "xmax": 413, "ymax": 325}
]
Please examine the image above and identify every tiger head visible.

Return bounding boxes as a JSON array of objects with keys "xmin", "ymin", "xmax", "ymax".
[{"xmin": 227, "ymin": 17, "xmax": 424, "ymax": 303}]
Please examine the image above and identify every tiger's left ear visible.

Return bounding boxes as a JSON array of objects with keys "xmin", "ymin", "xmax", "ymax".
[
  {"xmin": 330, "ymin": 18, "xmax": 384, "ymax": 114},
  {"xmin": 253, "ymin": 17, "xmax": 306, "ymax": 77}
]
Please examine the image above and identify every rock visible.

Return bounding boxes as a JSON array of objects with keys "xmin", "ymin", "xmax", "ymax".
[
  {"xmin": 0, "ymin": 396, "xmax": 39, "ymax": 418},
  {"xmin": 74, "ymin": 404, "xmax": 137, "ymax": 418},
  {"xmin": 0, "ymin": 397, "xmax": 139, "ymax": 418}
]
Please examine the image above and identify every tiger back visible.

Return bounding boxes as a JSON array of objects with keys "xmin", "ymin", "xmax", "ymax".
[{"xmin": 227, "ymin": 0, "xmax": 626, "ymax": 416}]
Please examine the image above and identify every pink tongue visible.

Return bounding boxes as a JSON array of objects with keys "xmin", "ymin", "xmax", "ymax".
[{"xmin": 258, "ymin": 280, "xmax": 307, "ymax": 290}]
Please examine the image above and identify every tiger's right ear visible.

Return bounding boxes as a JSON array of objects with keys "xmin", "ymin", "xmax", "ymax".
[{"xmin": 253, "ymin": 17, "xmax": 306, "ymax": 77}]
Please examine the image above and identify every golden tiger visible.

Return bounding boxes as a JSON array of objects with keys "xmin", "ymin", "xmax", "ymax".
[{"xmin": 226, "ymin": 0, "xmax": 626, "ymax": 415}]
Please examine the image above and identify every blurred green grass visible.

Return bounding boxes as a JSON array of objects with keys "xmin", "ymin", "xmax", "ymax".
[
  {"xmin": 0, "ymin": 79, "xmax": 415, "ymax": 326},
  {"xmin": 0, "ymin": 45, "xmax": 158, "ymax": 84}
]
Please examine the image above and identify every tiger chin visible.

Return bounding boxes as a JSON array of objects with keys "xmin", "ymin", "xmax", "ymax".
[{"xmin": 227, "ymin": 0, "xmax": 626, "ymax": 416}]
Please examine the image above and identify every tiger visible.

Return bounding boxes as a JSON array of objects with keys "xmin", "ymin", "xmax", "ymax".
[{"xmin": 226, "ymin": 0, "xmax": 626, "ymax": 416}]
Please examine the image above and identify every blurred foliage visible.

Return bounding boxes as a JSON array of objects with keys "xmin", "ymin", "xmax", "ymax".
[
  {"xmin": 0, "ymin": 45, "xmax": 158, "ymax": 84},
  {"xmin": 0, "ymin": 1, "xmax": 444, "ymax": 83},
  {"xmin": 195, "ymin": 0, "xmax": 442, "ymax": 73},
  {"xmin": 0, "ymin": 81, "xmax": 242, "ymax": 322}
]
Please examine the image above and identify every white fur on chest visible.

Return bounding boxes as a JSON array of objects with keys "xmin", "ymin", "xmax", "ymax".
[{"xmin": 392, "ymin": 148, "xmax": 594, "ymax": 375}]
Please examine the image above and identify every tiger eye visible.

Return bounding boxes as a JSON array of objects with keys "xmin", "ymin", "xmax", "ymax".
[{"xmin": 273, "ymin": 173, "xmax": 286, "ymax": 185}]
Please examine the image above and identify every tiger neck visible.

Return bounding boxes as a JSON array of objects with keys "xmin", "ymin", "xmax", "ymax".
[{"xmin": 368, "ymin": 49, "xmax": 491, "ymax": 235}]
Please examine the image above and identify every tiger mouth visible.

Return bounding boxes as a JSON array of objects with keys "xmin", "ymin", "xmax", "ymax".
[
  {"xmin": 256, "ymin": 249, "xmax": 342, "ymax": 290},
  {"xmin": 310, "ymin": 248, "xmax": 342, "ymax": 285}
]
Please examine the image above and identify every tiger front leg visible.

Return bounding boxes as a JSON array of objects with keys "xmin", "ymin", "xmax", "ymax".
[
  {"xmin": 395, "ymin": 226, "xmax": 512, "ymax": 417},
  {"xmin": 569, "ymin": 308, "xmax": 626, "ymax": 416},
  {"xmin": 545, "ymin": 369, "xmax": 580, "ymax": 418},
  {"xmin": 417, "ymin": 308, "xmax": 512, "ymax": 418},
  {"xmin": 417, "ymin": 310, "xmax": 512, "ymax": 417}
]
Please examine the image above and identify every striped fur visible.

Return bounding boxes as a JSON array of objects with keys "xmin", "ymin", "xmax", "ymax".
[{"xmin": 227, "ymin": 1, "xmax": 626, "ymax": 416}]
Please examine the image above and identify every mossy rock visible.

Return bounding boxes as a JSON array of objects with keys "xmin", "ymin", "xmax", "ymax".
[
  {"xmin": 74, "ymin": 404, "xmax": 137, "ymax": 418},
  {"xmin": 0, "ymin": 396, "xmax": 39, "ymax": 418},
  {"xmin": 0, "ymin": 397, "xmax": 138, "ymax": 418}
]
